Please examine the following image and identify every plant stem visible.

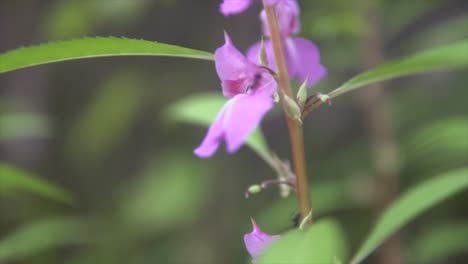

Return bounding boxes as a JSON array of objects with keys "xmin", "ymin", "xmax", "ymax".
[{"xmin": 262, "ymin": 1, "xmax": 312, "ymax": 223}]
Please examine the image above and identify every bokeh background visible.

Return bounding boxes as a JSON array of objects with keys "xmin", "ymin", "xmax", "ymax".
[{"xmin": 1, "ymin": 0, "xmax": 467, "ymax": 263}]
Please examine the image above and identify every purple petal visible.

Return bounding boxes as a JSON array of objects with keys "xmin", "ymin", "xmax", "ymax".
[
  {"xmin": 221, "ymin": 79, "xmax": 251, "ymax": 98},
  {"xmin": 247, "ymin": 40, "xmax": 276, "ymax": 70},
  {"xmin": 260, "ymin": 0, "xmax": 300, "ymax": 37},
  {"xmin": 215, "ymin": 33, "xmax": 258, "ymax": 95},
  {"xmin": 246, "ymin": 40, "xmax": 265, "ymax": 66},
  {"xmin": 247, "ymin": 40, "xmax": 294, "ymax": 76},
  {"xmin": 265, "ymin": 0, "xmax": 278, "ymax": 4},
  {"xmin": 223, "ymin": 93, "xmax": 273, "ymax": 153},
  {"xmin": 254, "ymin": 70, "xmax": 278, "ymax": 95},
  {"xmin": 284, "ymin": 37, "xmax": 327, "ymax": 86},
  {"xmin": 194, "ymin": 91, "xmax": 274, "ymax": 157},
  {"xmin": 244, "ymin": 219, "xmax": 280, "ymax": 258},
  {"xmin": 220, "ymin": 0, "xmax": 253, "ymax": 16},
  {"xmin": 193, "ymin": 101, "xmax": 231, "ymax": 158},
  {"xmin": 248, "ymin": 38, "xmax": 326, "ymax": 86}
]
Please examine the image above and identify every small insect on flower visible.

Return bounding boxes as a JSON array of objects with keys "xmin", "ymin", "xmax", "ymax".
[
  {"xmin": 246, "ymin": 73, "xmax": 262, "ymax": 93},
  {"xmin": 193, "ymin": 32, "xmax": 277, "ymax": 158}
]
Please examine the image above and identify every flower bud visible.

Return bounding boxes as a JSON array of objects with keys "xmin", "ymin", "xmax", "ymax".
[
  {"xmin": 258, "ymin": 37, "xmax": 269, "ymax": 67},
  {"xmin": 248, "ymin": 184, "xmax": 262, "ymax": 194},
  {"xmin": 273, "ymin": 91, "xmax": 280, "ymax": 102},
  {"xmin": 283, "ymin": 93, "xmax": 302, "ymax": 125},
  {"xmin": 296, "ymin": 76, "xmax": 309, "ymax": 108},
  {"xmin": 318, "ymin": 93, "xmax": 331, "ymax": 105}
]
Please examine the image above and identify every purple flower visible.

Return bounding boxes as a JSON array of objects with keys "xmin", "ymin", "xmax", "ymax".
[
  {"xmin": 247, "ymin": 0, "xmax": 327, "ymax": 86},
  {"xmin": 247, "ymin": 38, "xmax": 327, "ymax": 87},
  {"xmin": 220, "ymin": 0, "xmax": 254, "ymax": 16},
  {"xmin": 244, "ymin": 219, "xmax": 280, "ymax": 259},
  {"xmin": 260, "ymin": 0, "xmax": 300, "ymax": 37},
  {"xmin": 220, "ymin": 0, "xmax": 279, "ymax": 16},
  {"xmin": 194, "ymin": 33, "xmax": 277, "ymax": 158}
]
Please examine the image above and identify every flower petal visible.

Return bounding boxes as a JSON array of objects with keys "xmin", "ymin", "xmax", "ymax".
[
  {"xmin": 254, "ymin": 70, "xmax": 278, "ymax": 95},
  {"xmin": 193, "ymin": 100, "xmax": 232, "ymax": 158},
  {"xmin": 247, "ymin": 40, "xmax": 295, "ymax": 76},
  {"xmin": 260, "ymin": 0, "xmax": 300, "ymax": 37},
  {"xmin": 284, "ymin": 37, "xmax": 327, "ymax": 86},
  {"xmin": 248, "ymin": 37, "xmax": 326, "ymax": 86},
  {"xmin": 247, "ymin": 40, "xmax": 273, "ymax": 68},
  {"xmin": 265, "ymin": 0, "xmax": 279, "ymax": 4},
  {"xmin": 223, "ymin": 93, "xmax": 273, "ymax": 153},
  {"xmin": 220, "ymin": 0, "xmax": 253, "ymax": 16},
  {"xmin": 215, "ymin": 33, "xmax": 258, "ymax": 97},
  {"xmin": 244, "ymin": 219, "xmax": 280, "ymax": 258},
  {"xmin": 221, "ymin": 79, "xmax": 251, "ymax": 98}
]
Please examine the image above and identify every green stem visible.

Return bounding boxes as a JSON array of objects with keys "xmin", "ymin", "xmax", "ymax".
[{"xmin": 262, "ymin": 1, "xmax": 312, "ymax": 223}]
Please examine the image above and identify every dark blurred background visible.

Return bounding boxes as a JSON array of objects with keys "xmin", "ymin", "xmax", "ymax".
[{"xmin": 1, "ymin": 0, "xmax": 467, "ymax": 263}]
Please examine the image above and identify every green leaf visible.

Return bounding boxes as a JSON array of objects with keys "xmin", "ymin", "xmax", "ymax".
[
  {"xmin": 0, "ymin": 37, "xmax": 213, "ymax": 74},
  {"xmin": 0, "ymin": 163, "xmax": 74, "ymax": 205},
  {"xmin": 412, "ymin": 222, "xmax": 468, "ymax": 263},
  {"xmin": 0, "ymin": 113, "xmax": 51, "ymax": 141},
  {"xmin": 65, "ymin": 71, "xmax": 144, "ymax": 161},
  {"xmin": 259, "ymin": 219, "xmax": 348, "ymax": 264},
  {"xmin": 0, "ymin": 217, "xmax": 84, "ymax": 261},
  {"xmin": 402, "ymin": 117, "xmax": 468, "ymax": 166},
  {"xmin": 163, "ymin": 93, "xmax": 273, "ymax": 165},
  {"xmin": 350, "ymin": 167, "xmax": 468, "ymax": 264},
  {"xmin": 329, "ymin": 40, "xmax": 468, "ymax": 98},
  {"xmin": 119, "ymin": 151, "xmax": 213, "ymax": 235}
]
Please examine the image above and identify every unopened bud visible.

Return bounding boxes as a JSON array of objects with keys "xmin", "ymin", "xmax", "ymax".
[
  {"xmin": 245, "ymin": 184, "xmax": 263, "ymax": 198},
  {"xmin": 318, "ymin": 93, "xmax": 331, "ymax": 105},
  {"xmin": 248, "ymin": 185, "xmax": 262, "ymax": 194},
  {"xmin": 296, "ymin": 77, "xmax": 309, "ymax": 108},
  {"xmin": 258, "ymin": 37, "xmax": 269, "ymax": 67},
  {"xmin": 273, "ymin": 92, "xmax": 280, "ymax": 102},
  {"xmin": 283, "ymin": 94, "xmax": 302, "ymax": 124}
]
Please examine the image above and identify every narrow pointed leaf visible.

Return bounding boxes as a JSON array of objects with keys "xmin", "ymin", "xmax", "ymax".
[
  {"xmin": 329, "ymin": 40, "xmax": 468, "ymax": 98},
  {"xmin": 0, "ymin": 163, "xmax": 74, "ymax": 205},
  {"xmin": 0, "ymin": 37, "xmax": 213, "ymax": 74},
  {"xmin": 412, "ymin": 222, "xmax": 468, "ymax": 263},
  {"xmin": 0, "ymin": 217, "xmax": 84, "ymax": 261},
  {"xmin": 350, "ymin": 167, "xmax": 468, "ymax": 264}
]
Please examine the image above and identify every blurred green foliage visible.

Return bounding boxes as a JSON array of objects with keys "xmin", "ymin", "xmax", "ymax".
[
  {"xmin": 1, "ymin": 0, "xmax": 467, "ymax": 263},
  {"xmin": 0, "ymin": 164, "xmax": 73, "ymax": 205},
  {"xmin": 411, "ymin": 221, "xmax": 468, "ymax": 264},
  {"xmin": 66, "ymin": 71, "xmax": 146, "ymax": 162},
  {"xmin": 350, "ymin": 167, "xmax": 468, "ymax": 264},
  {"xmin": 259, "ymin": 219, "xmax": 348, "ymax": 264},
  {"xmin": 0, "ymin": 113, "xmax": 51, "ymax": 142},
  {"xmin": 0, "ymin": 217, "xmax": 84, "ymax": 262}
]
